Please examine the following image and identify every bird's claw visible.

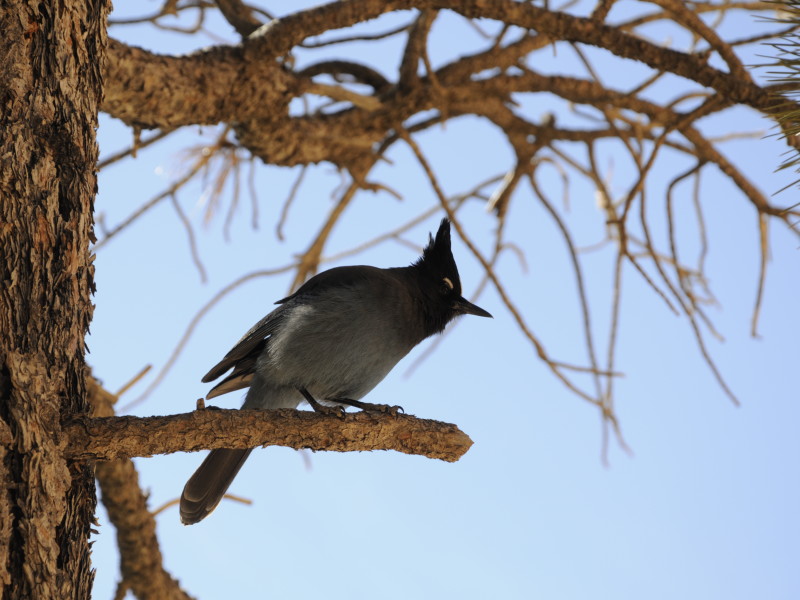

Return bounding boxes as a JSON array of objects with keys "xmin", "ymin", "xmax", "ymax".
[
  {"xmin": 323, "ymin": 396, "xmax": 404, "ymax": 416},
  {"xmin": 312, "ymin": 404, "xmax": 346, "ymax": 419},
  {"xmin": 365, "ymin": 403, "xmax": 404, "ymax": 416}
]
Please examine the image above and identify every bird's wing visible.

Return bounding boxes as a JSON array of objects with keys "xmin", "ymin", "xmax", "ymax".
[
  {"xmin": 201, "ymin": 306, "xmax": 288, "ymax": 390},
  {"xmin": 203, "ymin": 346, "xmax": 262, "ymax": 399},
  {"xmin": 202, "ymin": 266, "xmax": 386, "ymax": 398}
]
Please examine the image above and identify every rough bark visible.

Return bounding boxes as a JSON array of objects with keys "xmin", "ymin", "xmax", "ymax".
[
  {"xmin": 65, "ymin": 408, "xmax": 474, "ymax": 463},
  {"xmin": 0, "ymin": 1, "xmax": 108, "ymax": 597},
  {"xmin": 99, "ymin": 0, "xmax": 786, "ymax": 123},
  {"xmin": 99, "ymin": 0, "xmax": 795, "ymax": 172},
  {"xmin": 97, "ymin": 459, "xmax": 195, "ymax": 600},
  {"xmin": 89, "ymin": 380, "xmax": 194, "ymax": 600},
  {"xmin": 102, "ymin": 38, "xmax": 295, "ymax": 130}
]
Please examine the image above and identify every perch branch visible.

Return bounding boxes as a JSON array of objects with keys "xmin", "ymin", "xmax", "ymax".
[{"xmin": 64, "ymin": 409, "xmax": 473, "ymax": 463}]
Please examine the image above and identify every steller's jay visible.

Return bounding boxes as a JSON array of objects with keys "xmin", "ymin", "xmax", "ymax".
[{"xmin": 179, "ymin": 218, "xmax": 491, "ymax": 524}]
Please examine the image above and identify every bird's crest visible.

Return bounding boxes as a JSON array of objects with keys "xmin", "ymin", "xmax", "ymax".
[{"xmin": 413, "ymin": 218, "xmax": 462, "ymax": 293}]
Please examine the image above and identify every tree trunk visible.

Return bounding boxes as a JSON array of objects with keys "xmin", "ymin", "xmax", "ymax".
[{"xmin": 0, "ymin": 1, "xmax": 108, "ymax": 597}]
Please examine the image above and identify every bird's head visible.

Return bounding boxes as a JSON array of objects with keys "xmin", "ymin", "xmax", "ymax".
[{"xmin": 412, "ymin": 218, "xmax": 492, "ymax": 335}]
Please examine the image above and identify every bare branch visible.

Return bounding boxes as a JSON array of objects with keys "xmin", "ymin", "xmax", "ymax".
[
  {"xmin": 303, "ymin": 81, "xmax": 382, "ymax": 110},
  {"xmin": 103, "ymin": 1, "xmax": 794, "ymax": 132},
  {"xmin": 170, "ymin": 194, "xmax": 207, "ymax": 282},
  {"xmin": 88, "ymin": 380, "xmax": 194, "ymax": 600},
  {"xmin": 399, "ymin": 10, "xmax": 437, "ymax": 89},
  {"xmin": 649, "ymin": 0, "xmax": 749, "ymax": 80},
  {"xmin": 94, "ymin": 129, "xmax": 230, "ymax": 251},
  {"xmin": 96, "ymin": 459, "xmax": 195, "ymax": 600},
  {"xmin": 752, "ymin": 214, "xmax": 769, "ymax": 338},
  {"xmin": 302, "ymin": 21, "xmax": 412, "ymax": 48},
  {"xmin": 64, "ymin": 409, "xmax": 473, "ymax": 463},
  {"xmin": 396, "ymin": 126, "xmax": 603, "ymax": 407},
  {"xmin": 297, "ymin": 60, "xmax": 392, "ymax": 92},
  {"xmin": 528, "ymin": 172, "xmax": 604, "ymax": 402},
  {"xmin": 97, "ymin": 129, "xmax": 174, "ymax": 170},
  {"xmin": 215, "ymin": 0, "xmax": 262, "ymax": 37},
  {"xmin": 276, "ymin": 165, "xmax": 307, "ymax": 241}
]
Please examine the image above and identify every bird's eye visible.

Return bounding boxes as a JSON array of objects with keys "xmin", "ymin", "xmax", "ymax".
[{"xmin": 441, "ymin": 277, "xmax": 454, "ymax": 294}]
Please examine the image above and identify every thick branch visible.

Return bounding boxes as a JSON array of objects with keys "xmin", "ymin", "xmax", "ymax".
[
  {"xmin": 399, "ymin": 9, "xmax": 436, "ymax": 88},
  {"xmin": 437, "ymin": 0, "xmax": 771, "ymax": 109},
  {"xmin": 103, "ymin": 0, "xmax": 789, "ymax": 129},
  {"xmin": 103, "ymin": 39, "xmax": 295, "ymax": 128},
  {"xmin": 215, "ymin": 0, "xmax": 262, "ymax": 37},
  {"xmin": 102, "ymin": 0, "xmax": 796, "ymax": 171},
  {"xmin": 65, "ymin": 409, "xmax": 473, "ymax": 463},
  {"xmin": 88, "ymin": 380, "xmax": 193, "ymax": 600},
  {"xmin": 96, "ymin": 460, "xmax": 193, "ymax": 600}
]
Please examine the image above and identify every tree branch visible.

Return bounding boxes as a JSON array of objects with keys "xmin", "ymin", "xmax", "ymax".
[
  {"xmin": 88, "ymin": 379, "xmax": 193, "ymax": 600},
  {"xmin": 297, "ymin": 60, "xmax": 392, "ymax": 92},
  {"xmin": 96, "ymin": 459, "xmax": 194, "ymax": 600},
  {"xmin": 215, "ymin": 0, "xmax": 263, "ymax": 38},
  {"xmin": 104, "ymin": 0, "xmax": 791, "ymax": 126},
  {"xmin": 103, "ymin": 38, "xmax": 295, "ymax": 129},
  {"xmin": 64, "ymin": 409, "xmax": 473, "ymax": 462}
]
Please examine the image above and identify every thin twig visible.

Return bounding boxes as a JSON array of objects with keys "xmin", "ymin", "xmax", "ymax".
[
  {"xmin": 170, "ymin": 193, "xmax": 208, "ymax": 283},
  {"xmin": 751, "ymin": 214, "xmax": 769, "ymax": 338},
  {"xmin": 529, "ymin": 171, "xmax": 604, "ymax": 402},
  {"xmin": 276, "ymin": 165, "xmax": 307, "ymax": 241},
  {"xmin": 98, "ymin": 129, "xmax": 174, "ymax": 170},
  {"xmin": 396, "ymin": 125, "xmax": 601, "ymax": 406},
  {"xmin": 94, "ymin": 129, "xmax": 230, "ymax": 251}
]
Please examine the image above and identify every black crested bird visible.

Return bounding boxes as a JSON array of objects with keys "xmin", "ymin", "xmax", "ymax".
[{"xmin": 179, "ymin": 218, "xmax": 492, "ymax": 524}]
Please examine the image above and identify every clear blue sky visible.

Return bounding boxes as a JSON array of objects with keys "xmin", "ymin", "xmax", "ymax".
[{"xmin": 89, "ymin": 3, "xmax": 799, "ymax": 599}]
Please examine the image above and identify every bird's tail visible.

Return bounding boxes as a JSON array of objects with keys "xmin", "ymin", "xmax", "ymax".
[{"xmin": 179, "ymin": 448, "xmax": 253, "ymax": 525}]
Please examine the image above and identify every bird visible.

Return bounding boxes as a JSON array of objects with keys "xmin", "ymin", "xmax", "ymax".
[{"xmin": 179, "ymin": 218, "xmax": 492, "ymax": 524}]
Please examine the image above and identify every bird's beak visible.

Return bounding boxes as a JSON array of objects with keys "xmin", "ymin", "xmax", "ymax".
[{"xmin": 454, "ymin": 296, "xmax": 493, "ymax": 318}]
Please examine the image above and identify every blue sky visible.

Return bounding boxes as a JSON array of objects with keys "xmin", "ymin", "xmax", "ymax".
[{"xmin": 89, "ymin": 3, "xmax": 799, "ymax": 598}]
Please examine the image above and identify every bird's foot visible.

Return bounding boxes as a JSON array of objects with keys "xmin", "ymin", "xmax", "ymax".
[
  {"xmin": 367, "ymin": 403, "xmax": 404, "ymax": 416},
  {"xmin": 298, "ymin": 387, "xmax": 346, "ymax": 418},
  {"xmin": 332, "ymin": 398, "xmax": 404, "ymax": 416},
  {"xmin": 311, "ymin": 403, "xmax": 346, "ymax": 418}
]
